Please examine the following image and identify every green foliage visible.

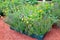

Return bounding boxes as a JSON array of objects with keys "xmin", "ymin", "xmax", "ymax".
[
  {"xmin": 52, "ymin": 0, "xmax": 60, "ymax": 2},
  {"xmin": 0, "ymin": 0, "xmax": 57, "ymax": 36},
  {"xmin": 52, "ymin": 1, "xmax": 60, "ymax": 19},
  {"xmin": 0, "ymin": 0, "xmax": 38, "ymax": 16},
  {"xmin": 51, "ymin": 1, "xmax": 60, "ymax": 26},
  {"xmin": 5, "ymin": 2, "xmax": 57, "ymax": 36},
  {"xmin": 25, "ymin": 0, "xmax": 38, "ymax": 5}
]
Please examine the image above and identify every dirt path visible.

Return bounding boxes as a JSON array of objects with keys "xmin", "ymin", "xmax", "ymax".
[{"xmin": 0, "ymin": 18, "xmax": 60, "ymax": 40}]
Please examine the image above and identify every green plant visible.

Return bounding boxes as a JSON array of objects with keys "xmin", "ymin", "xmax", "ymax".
[
  {"xmin": 4, "ymin": 1, "xmax": 57, "ymax": 36},
  {"xmin": 26, "ymin": 0, "xmax": 38, "ymax": 5},
  {"xmin": 0, "ymin": 0, "xmax": 39, "ymax": 16},
  {"xmin": 51, "ymin": 1, "xmax": 60, "ymax": 29},
  {"xmin": 51, "ymin": 1, "xmax": 60, "ymax": 19},
  {"xmin": 52, "ymin": 0, "xmax": 60, "ymax": 2}
]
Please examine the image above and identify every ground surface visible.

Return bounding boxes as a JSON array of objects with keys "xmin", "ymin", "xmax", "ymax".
[{"xmin": 0, "ymin": 18, "xmax": 60, "ymax": 40}]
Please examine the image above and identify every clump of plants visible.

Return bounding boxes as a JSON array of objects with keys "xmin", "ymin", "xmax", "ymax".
[
  {"xmin": 0, "ymin": 0, "xmax": 38, "ymax": 16},
  {"xmin": 1, "ymin": 0, "xmax": 58, "ymax": 40},
  {"xmin": 51, "ymin": 0, "xmax": 60, "ymax": 29},
  {"xmin": 52, "ymin": 1, "xmax": 60, "ymax": 19}
]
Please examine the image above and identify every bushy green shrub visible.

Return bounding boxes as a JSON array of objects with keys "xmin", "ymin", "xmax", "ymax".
[
  {"xmin": 4, "ymin": 1, "xmax": 57, "ymax": 36},
  {"xmin": 0, "ymin": 0, "xmax": 38, "ymax": 16}
]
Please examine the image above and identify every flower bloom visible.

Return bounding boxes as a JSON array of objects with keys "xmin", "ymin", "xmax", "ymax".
[{"xmin": 38, "ymin": 9, "xmax": 44, "ymax": 13}]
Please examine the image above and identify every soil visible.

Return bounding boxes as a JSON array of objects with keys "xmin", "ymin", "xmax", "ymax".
[
  {"xmin": 44, "ymin": 23, "xmax": 60, "ymax": 40},
  {"xmin": 0, "ymin": 17, "xmax": 60, "ymax": 40}
]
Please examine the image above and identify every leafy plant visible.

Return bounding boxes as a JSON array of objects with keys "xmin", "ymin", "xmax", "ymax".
[
  {"xmin": 52, "ymin": 0, "xmax": 60, "ymax": 2},
  {"xmin": 26, "ymin": 0, "xmax": 38, "ymax": 5},
  {"xmin": 52, "ymin": 1, "xmax": 60, "ymax": 19},
  {"xmin": 4, "ymin": 1, "xmax": 57, "ymax": 37},
  {"xmin": 0, "ymin": 0, "xmax": 39, "ymax": 16},
  {"xmin": 51, "ymin": 0, "xmax": 60, "ymax": 28}
]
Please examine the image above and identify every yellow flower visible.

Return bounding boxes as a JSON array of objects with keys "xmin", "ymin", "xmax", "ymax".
[{"xmin": 38, "ymin": 9, "xmax": 44, "ymax": 13}]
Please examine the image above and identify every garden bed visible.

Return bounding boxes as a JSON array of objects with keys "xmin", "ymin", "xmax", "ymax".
[
  {"xmin": 0, "ymin": 0, "xmax": 60, "ymax": 40},
  {"xmin": 0, "ymin": 18, "xmax": 60, "ymax": 40}
]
